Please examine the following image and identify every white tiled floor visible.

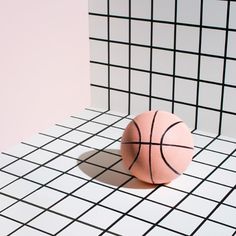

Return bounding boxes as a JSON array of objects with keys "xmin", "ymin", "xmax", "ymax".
[{"xmin": 0, "ymin": 108, "xmax": 235, "ymax": 235}]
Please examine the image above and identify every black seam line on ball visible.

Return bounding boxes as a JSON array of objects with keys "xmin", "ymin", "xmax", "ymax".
[
  {"xmin": 122, "ymin": 141, "xmax": 193, "ymax": 150},
  {"xmin": 160, "ymin": 121, "xmax": 183, "ymax": 175},
  {"xmin": 149, "ymin": 111, "xmax": 158, "ymax": 184},
  {"xmin": 128, "ymin": 119, "xmax": 142, "ymax": 170}
]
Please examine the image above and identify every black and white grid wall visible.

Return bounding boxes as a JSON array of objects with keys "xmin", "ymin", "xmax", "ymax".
[{"xmin": 89, "ymin": 0, "xmax": 236, "ymax": 137}]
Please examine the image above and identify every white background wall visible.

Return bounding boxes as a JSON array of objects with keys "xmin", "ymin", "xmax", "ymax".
[{"xmin": 0, "ymin": 0, "xmax": 90, "ymax": 151}]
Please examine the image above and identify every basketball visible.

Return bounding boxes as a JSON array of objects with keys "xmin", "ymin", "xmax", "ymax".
[{"xmin": 120, "ymin": 110, "xmax": 194, "ymax": 184}]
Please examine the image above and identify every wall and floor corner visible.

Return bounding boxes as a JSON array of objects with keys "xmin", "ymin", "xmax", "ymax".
[
  {"xmin": 0, "ymin": 0, "xmax": 90, "ymax": 151},
  {"xmin": 89, "ymin": 0, "xmax": 236, "ymax": 138}
]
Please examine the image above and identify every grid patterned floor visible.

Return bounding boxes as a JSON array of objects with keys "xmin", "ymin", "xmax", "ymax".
[{"xmin": 0, "ymin": 108, "xmax": 236, "ymax": 236}]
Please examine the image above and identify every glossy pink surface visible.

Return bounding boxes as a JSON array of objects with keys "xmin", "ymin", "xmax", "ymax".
[{"xmin": 121, "ymin": 110, "xmax": 194, "ymax": 184}]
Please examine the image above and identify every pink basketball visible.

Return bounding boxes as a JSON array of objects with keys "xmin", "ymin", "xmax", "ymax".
[{"xmin": 121, "ymin": 110, "xmax": 194, "ymax": 184}]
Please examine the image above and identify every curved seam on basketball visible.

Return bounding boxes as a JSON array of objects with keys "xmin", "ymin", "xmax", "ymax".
[
  {"xmin": 160, "ymin": 121, "xmax": 183, "ymax": 175},
  {"xmin": 149, "ymin": 111, "xmax": 158, "ymax": 184},
  {"xmin": 128, "ymin": 119, "xmax": 142, "ymax": 170}
]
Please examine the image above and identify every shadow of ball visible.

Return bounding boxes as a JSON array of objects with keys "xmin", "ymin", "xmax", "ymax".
[{"xmin": 121, "ymin": 110, "xmax": 194, "ymax": 184}]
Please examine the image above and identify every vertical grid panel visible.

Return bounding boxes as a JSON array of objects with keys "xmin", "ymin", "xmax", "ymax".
[{"xmin": 89, "ymin": 0, "xmax": 236, "ymax": 138}]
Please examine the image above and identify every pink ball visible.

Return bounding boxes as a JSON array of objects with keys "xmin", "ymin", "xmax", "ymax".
[{"xmin": 121, "ymin": 110, "xmax": 194, "ymax": 184}]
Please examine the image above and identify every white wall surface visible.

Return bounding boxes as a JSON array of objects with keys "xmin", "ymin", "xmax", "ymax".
[{"xmin": 0, "ymin": 0, "xmax": 90, "ymax": 151}]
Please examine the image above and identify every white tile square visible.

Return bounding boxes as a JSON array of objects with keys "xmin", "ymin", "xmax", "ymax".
[
  {"xmin": 197, "ymin": 109, "xmax": 220, "ymax": 134},
  {"xmin": 131, "ymin": 45, "xmax": 150, "ymax": 70},
  {"xmin": 193, "ymin": 181, "xmax": 231, "ymax": 201},
  {"xmin": 93, "ymin": 113, "xmax": 121, "ymax": 125},
  {"xmin": 176, "ymin": 52, "xmax": 198, "ymax": 78},
  {"xmin": 25, "ymin": 167, "xmax": 61, "ymax": 185},
  {"xmin": 110, "ymin": 17, "xmax": 129, "ymax": 42},
  {"xmin": 99, "ymin": 127, "xmax": 123, "ymax": 140},
  {"xmin": 185, "ymin": 161, "xmax": 214, "ymax": 179},
  {"xmin": 23, "ymin": 133, "xmax": 54, "ymax": 147},
  {"xmin": 225, "ymin": 59, "xmax": 236, "ymax": 86},
  {"xmin": 147, "ymin": 226, "xmax": 183, "ymax": 236},
  {"xmin": 41, "ymin": 125, "xmax": 69, "ymax": 138},
  {"xmin": 221, "ymin": 156, "xmax": 236, "ymax": 172},
  {"xmin": 29, "ymin": 211, "xmax": 71, "ymax": 235},
  {"xmin": 192, "ymin": 133, "xmax": 214, "ymax": 148},
  {"xmin": 90, "ymin": 63, "xmax": 108, "ymax": 87},
  {"xmin": 4, "ymin": 143, "xmax": 36, "ymax": 158},
  {"xmin": 48, "ymin": 174, "xmax": 86, "ymax": 193},
  {"xmin": 175, "ymin": 79, "xmax": 197, "ymax": 104},
  {"xmin": 110, "ymin": 67, "xmax": 129, "ymax": 91},
  {"xmin": 46, "ymin": 155, "xmax": 77, "ymax": 172},
  {"xmin": 194, "ymin": 220, "xmax": 235, "ymax": 236},
  {"xmin": 148, "ymin": 186, "xmax": 187, "ymax": 207},
  {"xmin": 153, "ymin": 22, "xmax": 174, "ymax": 49},
  {"xmin": 2, "ymin": 201, "xmax": 42, "ymax": 223},
  {"xmin": 131, "ymin": 20, "xmax": 150, "ymax": 45},
  {"xmin": 130, "ymin": 94, "xmax": 149, "ymax": 115},
  {"xmin": 43, "ymin": 139, "xmax": 75, "ymax": 154},
  {"xmin": 151, "ymin": 98, "xmax": 172, "ymax": 113},
  {"xmin": 194, "ymin": 150, "xmax": 227, "ymax": 166},
  {"xmin": 3, "ymin": 159, "xmax": 38, "ymax": 177},
  {"xmin": 87, "ymin": 151, "xmax": 120, "ymax": 168},
  {"xmin": 78, "ymin": 122, "xmax": 106, "ymax": 135},
  {"xmin": 203, "ymin": 0, "xmax": 227, "ymax": 27},
  {"xmin": 153, "ymin": 0, "xmax": 175, "ymax": 22},
  {"xmin": 11, "ymin": 226, "xmax": 49, "ymax": 236},
  {"xmin": 131, "ymin": 0, "xmax": 151, "ymax": 19},
  {"xmin": 100, "ymin": 191, "xmax": 140, "ymax": 213},
  {"xmin": 56, "ymin": 117, "xmax": 86, "ymax": 129},
  {"xmin": 167, "ymin": 174, "xmax": 202, "ymax": 192},
  {"xmin": 198, "ymin": 82, "xmax": 222, "ymax": 109},
  {"xmin": 58, "ymin": 221, "xmax": 102, "ymax": 236},
  {"xmin": 0, "ymin": 216, "xmax": 21, "ymax": 235},
  {"xmin": 110, "ymin": 0, "xmax": 129, "ymax": 16},
  {"xmin": 200, "ymin": 56, "xmax": 224, "ymax": 83},
  {"xmin": 176, "ymin": 26, "xmax": 199, "ymax": 52},
  {"xmin": 152, "ymin": 49, "xmax": 173, "ymax": 74},
  {"xmin": 174, "ymin": 104, "xmax": 196, "ymax": 129},
  {"xmin": 73, "ymin": 181, "xmax": 113, "ymax": 203},
  {"xmin": 110, "ymin": 215, "xmax": 152, "ymax": 236},
  {"xmin": 227, "ymin": 31, "xmax": 236, "ymax": 58},
  {"xmin": 208, "ymin": 168, "xmax": 236, "ymax": 187},
  {"xmin": 64, "ymin": 145, "xmax": 93, "ymax": 160},
  {"xmin": 89, "ymin": 15, "xmax": 107, "ymax": 39},
  {"xmin": 76, "ymin": 109, "xmax": 101, "ymax": 120},
  {"xmin": 221, "ymin": 113, "xmax": 236, "ymax": 138},
  {"xmin": 25, "ymin": 187, "xmax": 65, "ymax": 208},
  {"xmin": 110, "ymin": 90, "xmax": 129, "ymax": 114},
  {"xmin": 0, "ymin": 194, "xmax": 16, "ymax": 211},
  {"xmin": 201, "ymin": 28, "xmax": 225, "ymax": 56},
  {"xmin": 80, "ymin": 205, "xmax": 122, "ymax": 229},
  {"xmin": 0, "ymin": 171, "xmax": 18, "ymax": 188},
  {"xmin": 207, "ymin": 139, "xmax": 236, "ymax": 154},
  {"xmin": 61, "ymin": 131, "xmax": 91, "ymax": 144},
  {"xmin": 51, "ymin": 195, "xmax": 93, "ymax": 218},
  {"xmin": 229, "ymin": 2, "xmax": 236, "ymax": 29},
  {"xmin": 224, "ymin": 86, "xmax": 236, "ymax": 113},
  {"xmin": 110, "ymin": 43, "xmax": 129, "ymax": 66},
  {"xmin": 130, "ymin": 200, "xmax": 171, "ymax": 223},
  {"xmin": 210, "ymin": 204, "xmax": 236, "ymax": 228},
  {"xmin": 90, "ymin": 40, "xmax": 108, "ymax": 63},
  {"xmin": 82, "ymin": 136, "xmax": 114, "ymax": 150},
  {"xmin": 94, "ymin": 169, "xmax": 131, "ymax": 188},
  {"xmin": 89, "ymin": 0, "xmax": 107, "ymax": 14},
  {"xmin": 131, "ymin": 70, "xmax": 150, "ymax": 95},
  {"xmin": 224, "ymin": 189, "xmax": 236, "ymax": 207},
  {"xmin": 152, "ymin": 74, "xmax": 173, "ymax": 99},
  {"xmin": 23, "ymin": 149, "xmax": 58, "ymax": 165},
  {"xmin": 0, "ymin": 154, "xmax": 16, "ymax": 169},
  {"xmin": 177, "ymin": 195, "xmax": 217, "ymax": 217},
  {"xmin": 160, "ymin": 210, "xmax": 203, "ymax": 235},
  {"xmin": 177, "ymin": 0, "xmax": 201, "ymax": 24},
  {"xmin": 1, "ymin": 178, "xmax": 40, "ymax": 199}
]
